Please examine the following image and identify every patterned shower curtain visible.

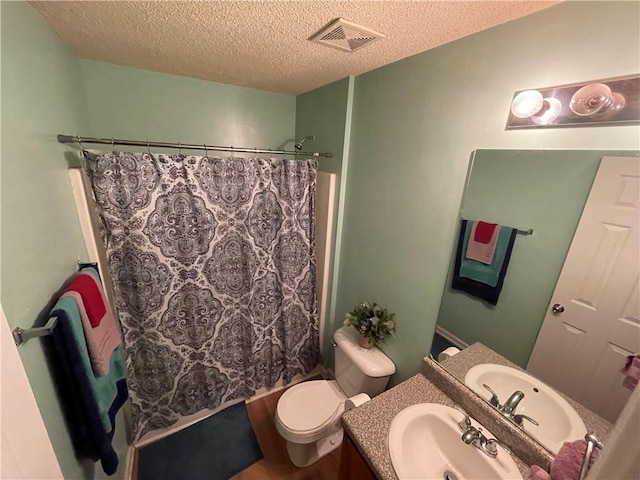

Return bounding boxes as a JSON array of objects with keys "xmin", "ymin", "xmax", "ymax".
[{"xmin": 84, "ymin": 151, "xmax": 320, "ymax": 439}]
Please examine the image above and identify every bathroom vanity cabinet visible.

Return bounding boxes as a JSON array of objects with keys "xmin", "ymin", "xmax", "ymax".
[
  {"xmin": 340, "ymin": 368, "xmax": 534, "ymax": 479},
  {"xmin": 338, "ymin": 435, "xmax": 376, "ymax": 480}
]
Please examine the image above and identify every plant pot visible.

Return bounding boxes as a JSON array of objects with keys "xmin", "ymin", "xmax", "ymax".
[{"xmin": 358, "ymin": 335, "xmax": 375, "ymax": 349}]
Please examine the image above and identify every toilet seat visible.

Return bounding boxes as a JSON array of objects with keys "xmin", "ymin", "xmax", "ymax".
[{"xmin": 276, "ymin": 380, "xmax": 344, "ymax": 437}]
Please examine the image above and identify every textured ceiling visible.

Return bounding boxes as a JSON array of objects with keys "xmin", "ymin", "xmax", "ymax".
[{"xmin": 30, "ymin": 1, "xmax": 558, "ymax": 95}]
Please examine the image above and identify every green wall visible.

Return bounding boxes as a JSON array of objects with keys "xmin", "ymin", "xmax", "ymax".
[
  {"xmin": 76, "ymin": 59, "xmax": 295, "ymax": 150},
  {"xmin": 335, "ymin": 1, "xmax": 640, "ymax": 385},
  {"xmin": 437, "ymin": 150, "xmax": 638, "ymax": 367},
  {"xmin": 0, "ymin": 3, "xmax": 119, "ymax": 479},
  {"xmin": 295, "ymin": 78, "xmax": 353, "ymax": 366},
  {"xmin": 1, "ymin": 3, "xmax": 297, "ymax": 478},
  {"xmin": 296, "ymin": 78, "xmax": 350, "ymax": 176}
]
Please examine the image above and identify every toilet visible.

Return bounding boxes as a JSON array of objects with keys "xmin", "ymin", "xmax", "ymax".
[{"xmin": 275, "ymin": 326, "xmax": 396, "ymax": 467}]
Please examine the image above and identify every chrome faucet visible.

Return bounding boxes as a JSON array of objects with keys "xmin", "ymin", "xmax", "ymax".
[
  {"xmin": 455, "ymin": 406, "xmax": 511, "ymax": 459},
  {"xmin": 482, "ymin": 384, "xmax": 540, "ymax": 427},
  {"xmin": 501, "ymin": 391, "xmax": 525, "ymax": 415}
]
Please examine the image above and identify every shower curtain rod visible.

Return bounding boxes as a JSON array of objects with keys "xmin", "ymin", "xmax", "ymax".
[{"xmin": 57, "ymin": 134, "xmax": 333, "ymax": 158}]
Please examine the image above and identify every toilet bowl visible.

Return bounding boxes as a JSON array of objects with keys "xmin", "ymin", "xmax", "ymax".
[
  {"xmin": 275, "ymin": 326, "xmax": 396, "ymax": 468},
  {"xmin": 275, "ymin": 379, "xmax": 352, "ymax": 467}
]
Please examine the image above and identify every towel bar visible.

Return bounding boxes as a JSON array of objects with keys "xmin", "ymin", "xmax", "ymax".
[
  {"xmin": 12, "ymin": 261, "xmax": 99, "ymax": 347},
  {"xmin": 12, "ymin": 316, "xmax": 58, "ymax": 346},
  {"xmin": 516, "ymin": 228, "xmax": 534, "ymax": 235},
  {"xmin": 78, "ymin": 261, "xmax": 99, "ymax": 271}
]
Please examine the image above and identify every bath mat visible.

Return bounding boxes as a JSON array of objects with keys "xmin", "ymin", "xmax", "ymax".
[{"xmin": 138, "ymin": 401, "xmax": 263, "ymax": 480}]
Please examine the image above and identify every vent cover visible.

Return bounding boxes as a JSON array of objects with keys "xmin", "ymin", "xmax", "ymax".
[{"xmin": 310, "ymin": 18, "xmax": 384, "ymax": 53}]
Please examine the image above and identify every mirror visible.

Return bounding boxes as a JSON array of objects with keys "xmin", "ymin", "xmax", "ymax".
[{"xmin": 434, "ymin": 149, "xmax": 640, "ymax": 452}]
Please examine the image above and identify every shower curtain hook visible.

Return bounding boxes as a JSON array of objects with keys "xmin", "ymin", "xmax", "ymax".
[
  {"xmin": 111, "ymin": 138, "xmax": 115, "ymax": 153},
  {"xmin": 178, "ymin": 142, "xmax": 182, "ymax": 156},
  {"xmin": 204, "ymin": 143, "xmax": 208, "ymax": 157},
  {"xmin": 147, "ymin": 140, "xmax": 151, "ymax": 155},
  {"xmin": 76, "ymin": 135, "xmax": 84, "ymax": 152},
  {"xmin": 230, "ymin": 146, "xmax": 234, "ymax": 159}
]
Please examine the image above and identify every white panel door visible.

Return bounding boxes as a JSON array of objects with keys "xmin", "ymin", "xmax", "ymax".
[
  {"xmin": 0, "ymin": 304, "xmax": 63, "ymax": 479},
  {"xmin": 528, "ymin": 156, "xmax": 640, "ymax": 423}
]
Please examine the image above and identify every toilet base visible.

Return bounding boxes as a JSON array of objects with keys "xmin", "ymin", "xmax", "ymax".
[{"xmin": 285, "ymin": 428, "xmax": 344, "ymax": 468}]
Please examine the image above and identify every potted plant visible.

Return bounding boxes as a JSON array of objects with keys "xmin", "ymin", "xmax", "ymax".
[{"xmin": 343, "ymin": 301, "xmax": 396, "ymax": 349}]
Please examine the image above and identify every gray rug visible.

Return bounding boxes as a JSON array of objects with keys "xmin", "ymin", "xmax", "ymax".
[{"xmin": 138, "ymin": 401, "xmax": 263, "ymax": 480}]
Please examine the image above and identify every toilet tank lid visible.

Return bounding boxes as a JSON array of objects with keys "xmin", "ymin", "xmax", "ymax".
[{"xmin": 334, "ymin": 326, "xmax": 396, "ymax": 377}]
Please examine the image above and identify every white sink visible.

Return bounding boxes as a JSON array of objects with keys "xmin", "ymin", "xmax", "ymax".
[
  {"xmin": 465, "ymin": 363, "xmax": 587, "ymax": 454},
  {"xmin": 388, "ymin": 403, "xmax": 523, "ymax": 480}
]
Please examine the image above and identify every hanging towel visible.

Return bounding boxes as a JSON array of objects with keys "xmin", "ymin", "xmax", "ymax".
[
  {"xmin": 528, "ymin": 439, "xmax": 599, "ymax": 480},
  {"xmin": 63, "ymin": 268, "xmax": 121, "ymax": 376},
  {"xmin": 621, "ymin": 354, "xmax": 640, "ymax": 391},
  {"xmin": 51, "ymin": 295, "xmax": 128, "ymax": 476},
  {"xmin": 466, "ymin": 221, "xmax": 501, "ymax": 264},
  {"xmin": 64, "ymin": 273, "xmax": 106, "ymax": 326},
  {"xmin": 460, "ymin": 220, "xmax": 515, "ymax": 287},
  {"xmin": 474, "ymin": 221, "xmax": 498, "ymax": 244},
  {"xmin": 452, "ymin": 219, "xmax": 517, "ymax": 305},
  {"xmin": 529, "ymin": 465, "xmax": 551, "ymax": 480}
]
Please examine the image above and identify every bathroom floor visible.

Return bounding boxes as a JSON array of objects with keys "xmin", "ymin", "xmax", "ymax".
[{"xmin": 131, "ymin": 385, "xmax": 340, "ymax": 480}]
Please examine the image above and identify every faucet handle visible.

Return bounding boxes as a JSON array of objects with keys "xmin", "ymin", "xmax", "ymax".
[
  {"xmin": 485, "ymin": 437, "xmax": 511, "ymax": 457},
  {"xmin": 513, "ymin": 413, "xmax": 540, "ymax": 427},
  {"xmin": 454, "ymin": 405, "xmax": 472, "ymax": 430},
  {"xmin": 482, "ymin": 383, "xmax": 502, "ymax": 408}
]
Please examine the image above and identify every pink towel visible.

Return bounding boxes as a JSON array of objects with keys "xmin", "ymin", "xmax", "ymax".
[
  {"xmin": 621, "ymin": 354, "xmax": 640, "ymax": 391},
  {"xmin": 529, "ymin": 440, "xmax": 598, "ymax": 480},
  {"xmin": 529, "ymin": 465, "xmax": 551, "ymax": 480},
  {"xmin": 62, "ymin": 272, "xmax": 121, "ymax": 376},
  {"xmin": 551, "ymin": 440, "xmax": 597, "ymax": 480},
  {"xmin": 466, "ymin": 221, "xmax": 501, "ymax": 264}
]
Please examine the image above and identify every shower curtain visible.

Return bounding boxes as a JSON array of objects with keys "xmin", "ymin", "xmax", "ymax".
[{"xmin": 84, "ymin": 151, "xmax": 320, "ymax": 439}]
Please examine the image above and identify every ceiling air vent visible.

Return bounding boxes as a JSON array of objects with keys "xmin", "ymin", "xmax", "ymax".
[{"xmin": 310, "ymin": 18, "xmax": 384, "ymax": 53}]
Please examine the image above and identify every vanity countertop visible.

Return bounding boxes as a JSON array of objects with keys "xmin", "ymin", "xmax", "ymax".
[
  {"xmin": 341, "ymin": 373, "xmax": 531, "ymax": 480},
  {"xmin": 439, "ymin": 342, "xmax": 612, "ymax": 441}
]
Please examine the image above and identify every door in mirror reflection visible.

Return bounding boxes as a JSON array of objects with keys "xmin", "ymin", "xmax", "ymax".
[{"xmin": 528, "ymin": 157, "xmax": 639, "ymax": 423}]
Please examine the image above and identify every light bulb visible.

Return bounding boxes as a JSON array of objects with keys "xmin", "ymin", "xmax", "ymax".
[
  {"xmin": 510, "ymin": 90, "xmax": 544, "ymax": 119},
  {"xmin": 532, "ymin": 98, "xmax": 563, "ymax": 125},
  {"xmin": 569, "ymin": 83, "xmax": 612, "ymax": 116}
]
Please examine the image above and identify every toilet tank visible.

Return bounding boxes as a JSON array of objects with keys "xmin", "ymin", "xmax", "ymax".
[{"xmin": 333, "ymin": 326, "xmax": 396, "ymax": 398}]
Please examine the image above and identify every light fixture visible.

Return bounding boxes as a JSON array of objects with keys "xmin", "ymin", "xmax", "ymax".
[{"xmin": 506, "ymin": 74, "xmax": 639, "ymax": 129}]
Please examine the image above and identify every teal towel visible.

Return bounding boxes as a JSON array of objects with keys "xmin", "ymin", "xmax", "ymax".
[
  {"xmin": 54, "ymin": 295, "xmax": 127, "ymax": 433},
  {"xmin": 459, "ymin": 221, "xmax": 515, "ymax": 287}
]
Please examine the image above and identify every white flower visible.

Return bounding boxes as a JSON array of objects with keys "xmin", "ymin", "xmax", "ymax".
[
  {"xmin": 373, "ymin": 305, "xmax": 381, "ymax": 313},
  {"xmin": 371, "ymin": 316, "xmax": 379, "ymax": 325},
  {"xmin": 387, "ymin": 320, "xmax": 395, "ymax": 329},
  {"xmin": 345, "ymin": 313, "xmax": 354, "ymax": 320},
  {"xmin": 360, "ymin": 325, "xmax": 366, "ymax": 331},
  {"xmin": 343, "ymin": 318, "xmax": 350, "ymax": 326}
]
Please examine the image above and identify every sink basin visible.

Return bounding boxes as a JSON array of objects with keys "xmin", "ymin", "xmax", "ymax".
[
  {"xmin": 465, "ymin": 364, "xmax": 587, "ymax": 454},
  {"xmin": 388, "ymin": 403, "xmax": 523, "ymax": 480}
]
